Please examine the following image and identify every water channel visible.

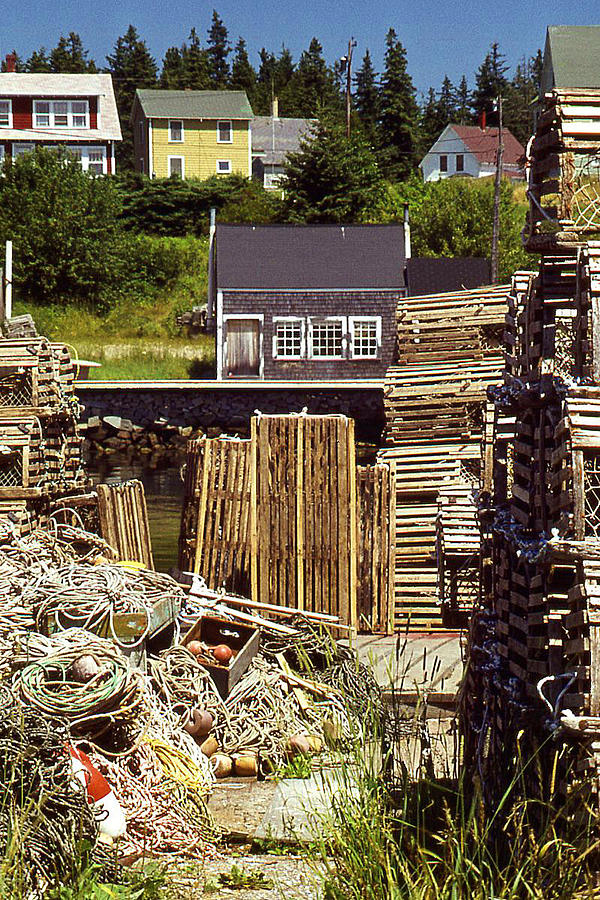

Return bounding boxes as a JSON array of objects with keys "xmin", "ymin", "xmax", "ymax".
[{"xmin": 86, "ymin": 454, "xmax": 184, "ymax": 573}]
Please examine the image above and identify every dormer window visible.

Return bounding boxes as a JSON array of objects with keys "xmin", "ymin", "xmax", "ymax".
[
  {"xmin": 34, "ymin": 99, "xmax": 89, "ymax": 128},
  {"xmin": 0, "ymin": 100, "xmax": 12, "ymax": 128}
]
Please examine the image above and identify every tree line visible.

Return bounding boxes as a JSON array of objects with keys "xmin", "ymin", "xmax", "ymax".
[{"xmin": 4, "ymin": 16, "xmax": 542, "ymax": 174}]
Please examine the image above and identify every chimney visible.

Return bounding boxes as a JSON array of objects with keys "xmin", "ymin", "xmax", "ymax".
[
  {"xmin": 5, "ymin": 52, "xmax": 17, "ymax": 73},
  {"xmin": 271, "ymin": 96, "xmax": 279, "ymax": 119},
  {"xmin": 479, "ymin": 109, "xmax": 486, "ymax": 131},
  {"xmin": 403, "ymin": 203, "xmax": 411, "ymax": 259}
]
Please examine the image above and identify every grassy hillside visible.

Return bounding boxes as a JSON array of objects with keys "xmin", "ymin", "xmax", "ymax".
[{"xmin": 14, "ymin": 235, "xmax": 215, "ymax": 380}]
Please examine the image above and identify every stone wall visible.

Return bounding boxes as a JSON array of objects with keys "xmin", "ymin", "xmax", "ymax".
[{"xmin": 77, "ymin": 385, "xmax": 385, "ymax": 459}]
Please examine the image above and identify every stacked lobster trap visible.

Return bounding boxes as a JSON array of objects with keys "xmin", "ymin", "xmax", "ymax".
[{"xmin": 463, "ymin": 85, "xmax": 600, "ymax": 806}]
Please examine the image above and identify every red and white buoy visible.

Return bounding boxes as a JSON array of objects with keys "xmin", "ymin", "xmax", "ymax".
[{"xmin": 67, "ymin": 744, "xmax": 126, "ymax": 840}]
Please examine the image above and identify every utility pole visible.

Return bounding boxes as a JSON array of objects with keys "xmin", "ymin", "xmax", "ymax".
[
  {"xmin": 491, "ymin": 95, "xmax": 503, "ymax": 284},
  {"xmin": 341, "ymin": 38, "xmax": 357, "ymax": 138}
]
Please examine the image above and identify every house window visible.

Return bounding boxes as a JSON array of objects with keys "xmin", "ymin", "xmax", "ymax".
[
  {"xmin": 217, "ymin": 120, "xmax": 232, "ymax": 143},
  {"xmin": 168, "ymin": 156, "xmax": 184, "ymax": 177},
  {"xmin": 33, "ymin": 99, "xmax": 89, "ymax": 128},
  {"xmin": 0, "ymin": 100, "xmax": 12, "ymax": 128},
  {"xmin": 264, "ymin": 172, "xmax": 283, "ymax": 189},
  {"xmin": 439, "ymin": 154, "xmax": 448, "ymax": 172},
  {"xmin": 0, "ymin": 146, "xmax": 5, "ymax": 167},
  {"xmin": 350, "ymin": 317, "xmax": 381, "ymax": 358},
  {"xmin": 273, "ymin": 318, "xmax": 304, "ymax": 359},
  {"xmin": 456, "ymin": 153, "xmax": 464, "ymax": 172},
  {"xmin": 216, "ymin": 159, "xmax": 232, "ymax": 174},
  {"xmin": 12, "ymin": 143, "xmax": 34, "ymax": 158},
  {"xmin": 65, "ymin": 145, "xmax": 106, "ymax": 174},
  {"xmin": 169, "ymin": 119, "xmax": 183, "ymax": 142},
  {"xmin": 309, "ymin": 318, "xmax": 345, "ymax": 359}
]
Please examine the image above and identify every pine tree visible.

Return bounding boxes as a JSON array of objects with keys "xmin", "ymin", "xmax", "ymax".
[
  {"xmin": 420, "ymin": 87, "xmax": 445, "ymax": 149},
  {"xmin": 378, "ymin": 28, "xmax": 421, "ymax": 180},
  {"xmin": 253, "ymin": 48, "xmax": 277, "ymax": 114},
  {"xmin": 455, "ymin": 75, "xmax": 472, "ymax": 124},
  {"xmin": 182, "ymin": 28, "xmax": 211, "ymax": 89},
  {"xmin": 284, "ymin": 38, "xmax": 339, "ymax": 117},
  {"xmin": 50, "ymin": 33, "xmax": 97, "ymax": 73},
  {"xmin": 503, "ymin": 51, "xmax": 542, "ymax": 145},
  {"xmin": 160, "ymin": 47, "xmax": 186, "ymax": 89},
  {"xmin": 230, "ymin": 37, "xmax": 256, "ymax": 106},
  {"xmin": 354, "ymin": 50, "xmax": 379, "ymax": 144},
  {"xmin": 206, "ymin": 10, "xmax": 231, "ymax": 88},
  {"xmin": 283, "ymin": 114, "xmax": 385, "ymax": 222},
  {"xmin": 24, "ymin": 49, "xmax": 51, "ymax": 72},
  {"xmin": 438, "ymin": 76, "xmax": 457, "ymax": 124},
  {"xmin": 106, "ymin": 25, "xmax": 158, "ymax": 172},
  {"xmin": 472, "ymin": 42, "xmax": 509, "ymax": 122}
]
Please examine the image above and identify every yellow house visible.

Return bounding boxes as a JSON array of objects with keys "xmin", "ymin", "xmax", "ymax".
[{"xmin": 131, "ymin": 89, "xmax": 253, "ymax": 179}]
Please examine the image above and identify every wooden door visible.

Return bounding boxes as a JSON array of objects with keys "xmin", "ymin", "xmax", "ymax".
[{"xmin": 226, "ymin": 319, "xmax": 260, "ymax": 377}]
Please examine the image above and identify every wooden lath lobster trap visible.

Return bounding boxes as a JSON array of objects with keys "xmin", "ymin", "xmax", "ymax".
[
  {"xmin": 0, "ymin": 339, "xmax": 76, "ymax": 413},
  {"xmin": 0, "ymin": 416, "xmax": 44, "ymax": 494},
  {"xmin": 178, "ymin": 414, "xmax": 396, "ymax": 632}
]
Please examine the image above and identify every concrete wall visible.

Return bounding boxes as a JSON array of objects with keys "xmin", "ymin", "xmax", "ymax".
[{"xmin": 77, "ymin": 384, "xmax": 386, "ymax": 442}]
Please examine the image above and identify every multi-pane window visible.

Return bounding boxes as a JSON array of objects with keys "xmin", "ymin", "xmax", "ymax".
[
  {"xmin": 309, "ymin": 319, "xmax": 345, "ymax": 358},
  {"xmin": 439, "ymin": 154, "xmax": 448, "ymax": 172},
  {"xmin": 217, "ymin": 159, "xmax": 232, "ymax": 174},
  {"xmin": 0, "ymin": 100, "xmax": 11, "ymax": 127},
  {"xmin": 34, "ymin": 100, "xmax": 89, "ymax": 128},
  {"xmin": 65, "ymin": 145, "xmax": 106, "ymax": 174},
  {"xmin": 169, "ymin": 119, "xmax": 183, "ymax": 142},
  {"xmin": 217, "ymin": 120, "xmax": 232, "ymax": 142},
  {"xmin": 350, "ymin": 317, "xmax": 380, "ymax": 358},
  {"xmin": 168, "ymin": 156, "xmax": 184, "ymax": 177},
  {"xmin": 12, "ymin": 143, "xmax": 34, "ymax": 157},
  {"xmin": 273, "ymin": 319, "xmax": 304, "ymax": 358},
  {"xmin": 456, "ymin": 153, "xmax": 464, "ymax": 172}
]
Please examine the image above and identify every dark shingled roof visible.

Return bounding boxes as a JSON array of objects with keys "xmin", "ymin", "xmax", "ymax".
[
  {"xmin": 215, "ymin": 224, "xmax": 407, "ymax": 290},
  {"xmin": 406, "ymin": 258, "xmax": 491, "ymax": 296}
]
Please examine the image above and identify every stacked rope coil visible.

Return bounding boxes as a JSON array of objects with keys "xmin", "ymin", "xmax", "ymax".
[
  {"xmin": 0, "ymin": 686, "xmax": 98, "ymax": 896},
  {"xmin": 12, "ymin": 629, "xmax": 146, "ymax": 746}
]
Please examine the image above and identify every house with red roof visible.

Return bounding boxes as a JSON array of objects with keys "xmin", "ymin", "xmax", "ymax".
[{"xmin": 419, "ymin": 124, "xmax": 525, "ymax": 182}]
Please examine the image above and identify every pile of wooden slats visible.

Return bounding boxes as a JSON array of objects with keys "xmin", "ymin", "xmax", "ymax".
[
  {"xmin": 436, "ymin": 482, "xmax": 480, "ymax": 624},
  {"xmin": 96, "ymin": 480, "xmax": 154, "ymax": 569},
  {"xmin": 381, "ymin": 285, "xmax": 509, "ymax": 630},
  {"xmin": 527, "ymin": 89, "xmax": 600, "ymax": 246}
]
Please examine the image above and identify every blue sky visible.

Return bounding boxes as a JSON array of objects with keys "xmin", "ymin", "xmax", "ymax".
[{"xmin": 3, "ymin": 1, "xmax": 599, "ymax": 100}]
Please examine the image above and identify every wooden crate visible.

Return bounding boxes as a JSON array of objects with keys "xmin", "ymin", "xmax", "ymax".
[{"xmin": 181, "ymin": 615, "xmax": 259, "ymax": 698}]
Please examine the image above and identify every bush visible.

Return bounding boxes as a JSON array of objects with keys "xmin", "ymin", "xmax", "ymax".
[{"xmin": 0, "ymin": 148, "xmax": 124, "ymax": 310}]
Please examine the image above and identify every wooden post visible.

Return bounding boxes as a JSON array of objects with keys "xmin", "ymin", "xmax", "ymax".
[
  {"xmin": 296, "ymin": 415, "xmax": 305, "ymax": 612},
  {"xmin": 250, "ymin": 417, "xmax": 258, "ymax": 603},
  {"xmin": 4, "ymin": 241, "xmax": 12, "ymax": 321},
  {"xmin": 491, "ymin": 97, "xmax": 503, "ymax": 285}
]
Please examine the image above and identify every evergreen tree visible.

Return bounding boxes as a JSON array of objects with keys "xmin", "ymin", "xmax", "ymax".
[
  {"xmin": 438, "ymin": 76, "xmax": 457, "ymax": 124},
  {"xmin": 50, "ymin": 33, "xmax": 96, "ymax": 73},
  {"xmin": 503, "ymin": 51, "xmax": 542, "ymax": 145},
  {"xmin": 455, "ymin": 75, "xmax": 472, "ymax": 124},
  {"xmin": 206, "ymin": 10, "xmax": 230, "ymax": 88},
  {"xmin": 285, "ymin": 38, "xmax": 339, "ymax": 117},
  {"xmin": 160, "ymin": 47, "xmax": 186, "ymax": 89},
  {"xmin": 254, "ymin": 48, "xmax": 277, "ymax": 114},
  {"xmin": 283, "ymin": 115, "xmax": 385, "ymax": 222},
  {"xmin": 182, "ymin": 28, "xmax": 211, "ymax": 89},
  {"xmin": 420, "ymin": 87, "xmax": 445, "ymax": 149},
  {"xmin": 354, "ymin": 49, "xmax": 379, "ymax": 143},
  {"xmin": 24, "ymin": 48, "xmax": 51, "ymax": 72},
  {"xmin": 230, "ymin": 37, "xmax": 256, "ymax": 106},
  {"xmin": 106, "ymin": 26, "xmax": 158, "ymax": 172},
  {"xmin": 472, "ymin": 42, "xmax": 509, "ymax": 121},
  {"xmin": 378, "ymin": 28, "xmax": 421, "ymax": 180}
]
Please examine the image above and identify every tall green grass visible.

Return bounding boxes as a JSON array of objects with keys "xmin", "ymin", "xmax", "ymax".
[{"xmin": 310, "ymin": 707, "xmax": 600, "ymax": 900}]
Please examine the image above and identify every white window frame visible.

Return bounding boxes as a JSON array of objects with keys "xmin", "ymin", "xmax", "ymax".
[
  {"xmin": 216, "ymin": 159, "xmax": 232, "ymax": 174},
  {"xmin": 0, "ymin": 100, "xmax": 12, "ymax": 128},
  {"xmin": 272, "ymin": 317, "xmax": 305, "ymax": 360},
  {"xmin": 0, "ymin": 146, "xmax": 5, "ymax": 168},
  {"xmin": 12, "ymin": 143, "xmax": 34, "ymax": 158},
  {"xmin": 217, "ymin": 119, "xmax": 232, "ymax": 143},
  {"xmin": 349, "ymin": 316, "xmax": 381, "ymax": 359},
  {"xmin": 33, "ymin": 99, "xmax": 89, "ymax": 129},
  {"xmin": 308, "ymin": 316, "xmax": 347, "ymax": 360},
  {"xmin": 168, "ymin": 155, "xmax": 185, "ymax": 178},
  {"xmin": 168, "ymin": 119, "xmax": 184, "ymax": 142}
]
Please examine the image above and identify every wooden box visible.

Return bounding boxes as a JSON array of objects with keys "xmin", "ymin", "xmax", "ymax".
[{"xmin": 181, "ymin": 614, "xmax": 259, "ymax": 698}]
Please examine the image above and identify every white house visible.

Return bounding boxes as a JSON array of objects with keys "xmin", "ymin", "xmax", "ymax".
[{"xmin": 419, "ymin": 124, "xmax": 525, "ymax": 182}]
